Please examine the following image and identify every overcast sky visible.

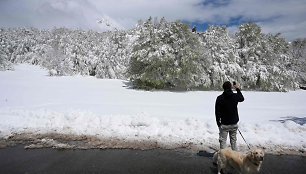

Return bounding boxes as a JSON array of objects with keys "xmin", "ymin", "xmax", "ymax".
[{"xmin": 0, "ymin": 0, "xmax": 305, "ymax": 41}]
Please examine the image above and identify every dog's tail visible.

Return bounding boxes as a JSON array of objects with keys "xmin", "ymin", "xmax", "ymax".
[{"xmin": 213, "ymin": 151, "xmax": 218, "ymax": 165}]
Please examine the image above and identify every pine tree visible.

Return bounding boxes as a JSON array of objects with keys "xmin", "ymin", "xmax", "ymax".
[
  {"xmin": 200, "ymin": 25, "xmax": 243, "ymax": 90},
  {"xmin": 128, "ymin": 17, "xmax": 204, "ymax": 90},
  {"xmin": 236, "ymin": 22, "xmax": 297, "ymax": 91},
  {"xmin": 289, "ymin": 38, "xmax": 306, "ymax": 85}
]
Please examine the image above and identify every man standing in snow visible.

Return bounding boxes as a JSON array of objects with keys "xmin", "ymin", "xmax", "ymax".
[
  {"xmin": 215, "ymin": 81, "xmax": 244, "ymax": 151},
  {"xmin": 192, "ymin": 26, "xmax": 196, "ymax": 33}
]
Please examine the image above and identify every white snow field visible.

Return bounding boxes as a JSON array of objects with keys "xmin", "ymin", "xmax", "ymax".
[{"xmin": 0, "ymin": 64, "xmax": 305, "ymax": 154}]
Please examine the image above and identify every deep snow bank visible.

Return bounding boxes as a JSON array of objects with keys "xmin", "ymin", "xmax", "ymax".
[{"xmin": 0, "ymin": 64, "xmax": 305, "ymax": 155}]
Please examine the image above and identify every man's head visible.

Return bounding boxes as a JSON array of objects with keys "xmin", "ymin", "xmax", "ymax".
[{"xmin": 223, "ymin": 81, "xmax": 232, "ymax": 91}]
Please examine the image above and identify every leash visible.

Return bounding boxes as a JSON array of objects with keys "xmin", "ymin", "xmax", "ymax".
[{"xmin": 238, "ymin": 128, "xmax": 251, "ymax": 150}]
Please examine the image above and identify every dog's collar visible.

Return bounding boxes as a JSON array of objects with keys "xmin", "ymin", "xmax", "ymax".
[
  {"xmin": 247, "ymin": 156, "xmax": 260, "ymax": 167},
  {"xmin": 252, "ymin": 161, "xmax": 260, "ymax": 167}
]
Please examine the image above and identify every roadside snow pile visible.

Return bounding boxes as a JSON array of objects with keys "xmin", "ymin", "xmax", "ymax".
[{"xmin": 0, "ymin": 64, "xmax": 305, "ymax": 154}]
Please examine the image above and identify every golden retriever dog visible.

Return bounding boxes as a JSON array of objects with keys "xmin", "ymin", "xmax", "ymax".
[{"xmin": 213, "ymin": 148, "xmax": 264, "ymax": 174}]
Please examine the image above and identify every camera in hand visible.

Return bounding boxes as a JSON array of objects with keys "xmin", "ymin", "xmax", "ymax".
[{"xmin": 233, "ymin": 81, "xmax": 236, "ymax": 86}]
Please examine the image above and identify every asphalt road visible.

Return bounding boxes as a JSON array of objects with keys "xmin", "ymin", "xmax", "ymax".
[{"xmin": 0, "ymin": 145, "xmax": 305, "ymax": 174}]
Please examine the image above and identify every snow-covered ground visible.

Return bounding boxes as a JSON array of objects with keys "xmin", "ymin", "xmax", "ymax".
[{"xmin": 0, "ymin": 64, "xmax": 305, "ymax": 154}]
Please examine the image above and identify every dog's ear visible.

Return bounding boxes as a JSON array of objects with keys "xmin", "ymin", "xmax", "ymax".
[
  {"xmin": 249, "ymin": 150, "xmax": 255, "ymax": 159},
  {"xmin": 260, "ymin": 150, "xmax": 265, "ymax": 157},
  {"xmin": 255, "ymin": 149, "xmax": 264, "ymax": 156}
]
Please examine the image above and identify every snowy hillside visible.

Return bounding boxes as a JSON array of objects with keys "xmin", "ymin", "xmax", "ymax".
[
  {"xmin": 0, "ymin": 64, "xmax": 305, "ymax": 154},
  {"xmin": 1, "ymin": 18, "xmax": 304, "ymax": 91}
]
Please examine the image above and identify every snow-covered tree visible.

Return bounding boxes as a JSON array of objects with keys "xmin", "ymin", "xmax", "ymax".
[
  {"xmin": 0, "ymin": 29, "xmax": 12, "ymax": 70},
  {"xmin": 235, "ymin": 22, "xmax": 297, "ymax": 91},
  {"xmin": 200, "ymin": 25, "xmax": 243, "ymax": 90},
  {"xmin": 289, "ymin": 38, "xmax": 306, "ymax": 85},
  {"xmin": 128, "ymin": 17, "xmax": 206, "ymax": 90}
]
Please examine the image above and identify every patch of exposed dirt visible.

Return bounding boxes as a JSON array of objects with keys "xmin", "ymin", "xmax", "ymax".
[
  {"xmin": 0, "ymin": 132, "xmax": 305, "ymax": 156},
  {"xmin": 0, "ymin": 132, "xmax": 197, "ymax": 150}
]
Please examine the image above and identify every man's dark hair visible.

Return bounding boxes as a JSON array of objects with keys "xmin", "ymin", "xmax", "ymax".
[{"xmin": 223, "ymin": 81, "xmax": 232, "ymax": 90}]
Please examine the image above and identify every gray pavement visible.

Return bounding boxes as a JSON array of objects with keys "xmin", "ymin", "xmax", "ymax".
[{"xmin": 0, "ymin": 145, "xmax": 305, "ymax": 174}]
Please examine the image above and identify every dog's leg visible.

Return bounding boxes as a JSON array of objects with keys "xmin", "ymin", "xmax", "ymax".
[
  {"xmin": 217, "ymin": 165, "xmax": 222, "ymax": 174},
  {"xmin": 213, "ymin": 152, "xmax": 218, "ymax": 165},
  {"xmin": 217, "ymin": 158, "xmax": 225, "ymax": 174}
]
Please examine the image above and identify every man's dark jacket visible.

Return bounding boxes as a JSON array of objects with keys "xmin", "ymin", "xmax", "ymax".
[{"xmin": 215, "ymin": 88, "xmax": 244, "ymax": 127}]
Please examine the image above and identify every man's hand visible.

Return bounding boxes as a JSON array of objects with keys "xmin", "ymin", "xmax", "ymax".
[{"xmin": 234, "ymin": 83, "xmax": 238, "ymax": 89}]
